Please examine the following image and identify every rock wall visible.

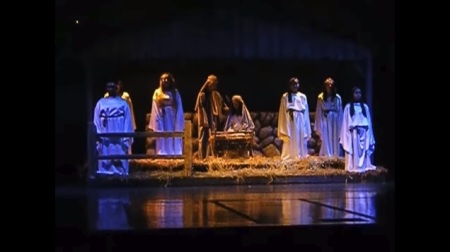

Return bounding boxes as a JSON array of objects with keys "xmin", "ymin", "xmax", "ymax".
[{"xmin": 145, "ymin": 112, "xmax": 321, "ymax": 157}]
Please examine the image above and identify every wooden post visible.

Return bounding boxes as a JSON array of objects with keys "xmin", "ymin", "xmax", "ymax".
[
  {"xmin": 87, "ymin": 122, "xmax": 97, "ymax": 183},
  {"xmin": 183, "ymin": 120, "xmax": 193, "ymax": 177}
]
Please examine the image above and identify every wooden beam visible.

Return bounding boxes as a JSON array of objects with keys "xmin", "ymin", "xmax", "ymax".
[
  {"xmin": 184, "ymin": 120, "xmax": 193, "ymax": 176},
  {"xmin": 97, "ymin": 154, "xmax": 184, "ymax": 160},
  {"xmin": 96, "ymin": 131, "xmax": 184, "ymax": 138}
]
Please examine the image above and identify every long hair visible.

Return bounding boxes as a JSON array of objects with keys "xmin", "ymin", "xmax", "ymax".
[
  {"xmin": 322, "ymin": 78, "xmax": 337, "ymax": 102},
  {"xmin": 116, "ymin": 80, "xmax": 124, "ymax": 95},
  {"xmin": 350, "ymin": 86, "xmax": 367, "ymax": 118},
  {"xmin": 159, "ymin": 73, "xmax": 178, "ymax": 112},
  {"xmin": 160, "ymin": 72, "xmax": 176, "ymax": 91}
]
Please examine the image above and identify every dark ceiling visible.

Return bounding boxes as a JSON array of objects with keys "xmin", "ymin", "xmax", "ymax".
[{"xmin": 55, "ymin": 0, "xmax": 394, "ymax": 58}]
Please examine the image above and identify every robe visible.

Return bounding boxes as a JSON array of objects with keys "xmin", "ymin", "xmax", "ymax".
[
  {"xmin": 148, "ymin": 88, "xmax": 184, "ymax": 155},
  {"xmin": 194, "ymin": 89, "xmax": 228, "ymax": 159},
  {"xmin": 314, "ymin": 93, "xmax": 343, "ymax": 157},
  {"xmin": 339, "ymin": 103, "xmax": 376, "ymax": 172},
  {"xmin": 104, "ymin": 91, "xmax": 136, "ymax": 131},
  {"xmin": 277, "ymin": 92, "xmax": 312, "ymax": 161},
  {"xmin": 224, "ymin": 96, "xmax": 255, "ymax": 132},
  {"xmin": 94, "ymin": 96, "xmax": 134, "ymax": 175}
]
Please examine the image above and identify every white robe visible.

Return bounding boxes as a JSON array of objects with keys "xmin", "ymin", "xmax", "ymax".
[
  {"xmin": 314, "ymin": 93, "xmax": 343, "ymax": 157},
  {"xmin": 104, "ymin": 91, "xmax": 136, "ymax": 131},
  {"xmin": 93, "ymin": 97, "xmax": 134, "ymax": 175},
  {"xmin": 339, "ymin": 103, "xmax": 376, "ymax": 172},
  {"xmin": 277, "ymin": 92, "xmax": 312, "ymax": 161},
  {"xmin": 148, "ymin": 88, "xmax": 184, "ymax": 155}
]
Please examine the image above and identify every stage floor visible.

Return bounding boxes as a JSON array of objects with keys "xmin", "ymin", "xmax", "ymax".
[
  {"xmin": 55, "ymin": 182, "xmax": 394, "ymax": 230},
  {"xmin": 55, "ymin": 183, "xmax": 394, "ymax": 250}
]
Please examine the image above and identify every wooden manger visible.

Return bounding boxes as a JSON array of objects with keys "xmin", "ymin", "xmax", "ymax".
[{"xmin": 210, "ymin": 131, "xmax": 254, "ymax": 158}]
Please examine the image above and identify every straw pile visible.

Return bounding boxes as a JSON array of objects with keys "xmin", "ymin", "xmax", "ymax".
[
  {"xmin": 130, "ymin": 156, "xmax": 387, "ymax": 183},
  {"xmin": 131, "ymin": 156, "xmax": 345, "ymax": 172},
  {"xmin": 129, "ymin": 166, "xmax": 387, "ymax": 186}
]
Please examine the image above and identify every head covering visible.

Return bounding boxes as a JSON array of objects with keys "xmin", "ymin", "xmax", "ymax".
[
  {"xmin": 324, "ymin": 77, "xmax": 334, "ymax": 85},
  {"xmin": 232, "ymin": 95, "xmax": 243, "ymax": 102},
  {"xmin": 195, "ymin": 74, "xmax": 218, "ymax": 112},
  {"xmin": 224, "ymin": 95, "xmax": 255, "ymax": 131}
]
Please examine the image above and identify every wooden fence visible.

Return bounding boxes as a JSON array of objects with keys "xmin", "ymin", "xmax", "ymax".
[{"xmin": 87, "ymin": 120, "xmax": 193, "ymax": 181}]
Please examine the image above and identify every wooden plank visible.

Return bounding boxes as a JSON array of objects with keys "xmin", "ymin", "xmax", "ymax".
[
  {"xmin": 184, "ymin": 121, "xmax": 193, "ymax": 176},
  {"xmin": 96, "ymin": 154, "xmax": 184, "ymax": 160},
  {"xmin": 96, "ymin": 131, "xmax": 184, "ymax": 138}
]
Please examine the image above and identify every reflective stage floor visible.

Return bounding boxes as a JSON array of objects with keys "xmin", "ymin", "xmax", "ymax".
[{"xmin": 55, "ymin": 182, "xmax": 394, "ymax": 250}]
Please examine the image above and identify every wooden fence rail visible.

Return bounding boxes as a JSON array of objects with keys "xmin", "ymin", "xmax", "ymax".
[{"xmin": 87, "ymin": 120, "xmax": 193, "ymax": 181}]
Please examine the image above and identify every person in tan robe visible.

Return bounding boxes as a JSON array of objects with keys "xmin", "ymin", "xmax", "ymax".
[{"xmin": 194, "ymin": 74, "xmax": 229, "ymax": 159}]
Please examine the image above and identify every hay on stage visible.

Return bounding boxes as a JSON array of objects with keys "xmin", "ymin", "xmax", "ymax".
[{"xmin": 129, "ymin": 156, "xmax": 387, "ymax": 181}]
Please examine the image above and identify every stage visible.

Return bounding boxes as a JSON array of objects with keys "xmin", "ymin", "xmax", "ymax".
[{"xmin": 91, "ymin": 156, "xmax": 389, "ymax": 187}]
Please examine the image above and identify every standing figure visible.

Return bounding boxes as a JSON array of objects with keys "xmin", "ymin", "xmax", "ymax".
[
  {"xmin": 104, "ymin": 80, "xmax": 136, "ymax": 154},
  {"xmin": 194, "ymin": 74, "xmax": 229, "ymax": 159},
  {"xmin": 94, "ymin": 81, "xmax": 134, "ymax": 176},
  {"xmin": 340, "ymin": 86, "xmax": 376, "ymax": 172},
  {"xmin": 104, "ymin": 80, "xmax": 136, "ymax": 131},
  {"xmin": 277, "ymin": 77, "xmax": 312, "ymax": 161},
  {"xmin": 314, "ymin": 77, "xmax": 343, "ymax": 157},
  {"xmin": 148, "ymin": 73, "xmax": 184, "ymax": 155},
  {"xmin": 224, "ymin": 95, "xmax": 255, "ymax": 132}
]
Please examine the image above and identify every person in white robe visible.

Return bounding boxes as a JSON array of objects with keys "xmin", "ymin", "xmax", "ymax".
[
  {"xmin": 224, "ymin": 95, "xmax": 255, "ymax": 132},
  {"xmin": 148, "ymin": 73, "xmax": 185, "ymax": 155},
  {"xmin": 104, "ymin": 80, "xmax": 136, "ymax": 154},
  {"xmin": 277, "ymin": 77, "xmax": 312, "ymax": 161},
  {"xmin": 94, "ymin": 82, "xmax": 134, "ymax": 176},
  {"xmin": 339, "ymin": 86, "xmax": 376, "ymax": 173},
  {"xmin": 194, "ymin": 74, "xmax": 229, "ymax": 159},
  {"xmin": 104, "ymin": 80, "xmax": 136, "ymax": 131},
  {"xmin": 314, "ymin": 77, "xmax": 343, "ymax": 157}
]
